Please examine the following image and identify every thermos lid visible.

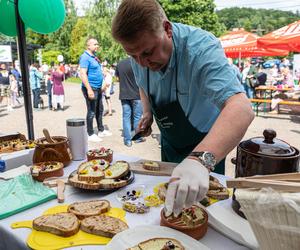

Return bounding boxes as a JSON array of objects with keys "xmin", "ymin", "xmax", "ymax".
[{"xmin": 66, "ymin": 118, "xmax": 85, "ymax": 127}]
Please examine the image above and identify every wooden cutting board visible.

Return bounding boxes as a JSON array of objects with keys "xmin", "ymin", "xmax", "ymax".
[{"xmin": 129, "ymin": 159, "xmax": 177, "ymax": 176}]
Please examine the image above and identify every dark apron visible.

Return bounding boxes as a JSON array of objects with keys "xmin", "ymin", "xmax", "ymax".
[{"xmin": 146, "ymin": 47, "xmax": 225, "ymax": 174}]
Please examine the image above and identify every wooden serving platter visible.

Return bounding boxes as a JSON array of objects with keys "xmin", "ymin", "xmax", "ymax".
[{"xmin": 129, "ymin": 159, "xmax": 177, "ymax": 176}]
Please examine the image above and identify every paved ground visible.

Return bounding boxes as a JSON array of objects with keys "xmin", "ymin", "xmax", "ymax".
[{"xmin": 1, "ymin": 82, "xmax": 299, "ymax": 177}]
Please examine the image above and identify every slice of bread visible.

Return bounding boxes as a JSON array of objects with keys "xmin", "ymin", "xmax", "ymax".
[
  {"xmin": 68, "ymin": 200, "xmax": 110, "ymax": 220},
  {"xmin": 207, "ymin": 188, "xmax": 229, "ymax": 200},
  {"xmin": 77, "ymin": 160, "xmax": 108, "ymax": 182},
  {"xmin": 32, "ymin": 212, "xmax": 80, "ymax": 237},
  {"xmin": 128, "ymin": 238, "xmax": 185, "ymax": 250},
  {"xmin": 98, "ymin": 178, "xmax": 128, "ymax": 189},
  {"xmin": 104, "ymin": 160, "xmax": 129, "ymax": 179},
  {"xmin": 81, "ymin": 215, "xmax": 128, "ymax": 238},
  {"xmin": 69, "ymin": 174, "xmax": 101, "ymax": 190},
  {"xmin": 142, "ymin": 161, "xmax": 160, "ymax": 171}
]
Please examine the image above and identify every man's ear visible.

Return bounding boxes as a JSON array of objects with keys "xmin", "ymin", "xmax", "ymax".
[{"xmin": 164, "ymin": 21, "xmax": 172, "ymax": 38}]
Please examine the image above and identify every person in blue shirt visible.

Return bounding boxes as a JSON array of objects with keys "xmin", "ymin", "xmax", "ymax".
[
  {"xmin": 112, "ymin": 0, "xmax": 254, "ymax": 217},
  {"xmin": 29, "ymin": 63, "xmax": 43, "ymax": 109},
  {"xmin": 79, "ymin": 38, "xmax": 112, "ymax": 142}
]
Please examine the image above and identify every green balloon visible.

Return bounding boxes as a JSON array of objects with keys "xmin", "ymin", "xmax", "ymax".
[
  {"xmin": 0, "ymin": 0, "xmax": 17, "ymax": 37},
  {"xmin": 18, "ymin": 0, "xmax": 65, "ymax": 34}
]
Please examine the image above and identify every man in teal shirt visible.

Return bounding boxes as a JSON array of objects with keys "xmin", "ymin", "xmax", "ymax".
[{"xmin": 112, "ymin": 0, "xmax": 254, "ymax": 216}]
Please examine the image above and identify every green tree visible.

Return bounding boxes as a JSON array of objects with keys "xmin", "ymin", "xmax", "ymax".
[
  {"xmin": 42, "ymin": 50, "xmax": 61, "ymax": 65},
  {"xmin": 159, "ymin": 0, "xmax": 225, "ymax": 36},
  {"xmin": 217, "ymin": 7, "xmax": 300, "ymax": 35},
  {"xmin": 69, "ymin": 18, "xmax": 89, "ymax": 63}
]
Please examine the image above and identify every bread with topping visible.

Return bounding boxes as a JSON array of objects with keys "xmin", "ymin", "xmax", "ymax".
[
  {"xmin": 104, "ymin": 160, "xmax": 129, "ymax": 179},
  {"xmin": 77, "ymin": 159, "xmax": 109, "ymax": 182},
  {"xmin": 142, "ymin": 161, "xmax": 160, "ymax": 171},
  {"xmin": 32, "ymin": 212, "xmax": 80, "ymax": 237},
  {"xmin": 80, "ymin": 215, "xmax": 128, "ymax": 237},
  {"xmin": 127, "ymin": 238, "xmax": 185, "ymax": 250},
  {"xmin": 68, "ymin": 200, "xmax": 110, "ymax": 220},
  {"xmin": 98, "ymin": 178, "xmax": 128, "ymax": 189}
]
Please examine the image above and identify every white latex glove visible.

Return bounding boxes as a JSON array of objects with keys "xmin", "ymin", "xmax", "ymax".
[{"xmin": 165, "ymin": 158, "xmax": 209, "ymax": 217}]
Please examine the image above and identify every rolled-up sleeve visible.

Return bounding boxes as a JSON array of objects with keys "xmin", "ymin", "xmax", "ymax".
[{"xmin": 194, "ymin": 40, "xmax": 244, "ymax": 109}]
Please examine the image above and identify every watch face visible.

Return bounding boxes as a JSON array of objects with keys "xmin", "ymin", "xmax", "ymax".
[{"xmin": 203, "ymin": 152, "xmax": 216, "ymax": 167}]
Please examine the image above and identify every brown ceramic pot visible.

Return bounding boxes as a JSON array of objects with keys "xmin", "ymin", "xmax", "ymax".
[
  {"xmin": 33, "ymin": 136, "xmax": 72, "ymax": 166},
  {"xmin": 31, "ymin": 161, "xmax": 64, "ymax": 182},
  {"xmin": 232, "ymin": 129, "xmax": 300, "ymax": 218},
  {"xmin": 160, "ymin": 206, "xmax": 208, "ymax": 240}
]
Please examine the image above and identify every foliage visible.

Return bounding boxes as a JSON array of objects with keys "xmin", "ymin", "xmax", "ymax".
[
  {"xmin": 159, "ymin": 0, "xmax": 225, "ymax": 37},
  {"xmin": 217, "ymin": 8, "xmax": 300, "ymax": 36},
  {"xmin": 69, "ymin": 18, "xmax": 89, "ymax": 64},
  {"xmin": 42, "ymin": 50, "xmax": 61, "ymax": 65}
]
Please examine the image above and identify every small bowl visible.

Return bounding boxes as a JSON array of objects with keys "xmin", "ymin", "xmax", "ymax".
[
  {"xmin": 160, "ymin": 205, "xmax": 208, "ymax": 240},
  {"xmin": 31, "ymin": 161, "xmax": 64, "ymax": 182},
  {"xmin": 86, "ymin": 148, "xmax": 113, "ymax": 163},
  {"xmin": 116, "ymin": 184, "xmax": 146, "ymax": 203}
]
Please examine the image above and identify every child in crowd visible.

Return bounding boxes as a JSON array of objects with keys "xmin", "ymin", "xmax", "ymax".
[{"xmin": 9, "ymin": 74, "xmax": 18, "ymax": 109}]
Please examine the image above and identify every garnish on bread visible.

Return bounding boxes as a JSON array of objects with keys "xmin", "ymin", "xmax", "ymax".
[
  {"xmin": 142, "ymin": 161, "xmax": 160, "ymax": 171},
  {"xmin": 68, "ymin": 200, "xmax": 110, "ymax": 220},
  {"xmin": 32, "ymin": 212, "xmax": 80, "ymax": 237},
  {"xmin": 77, "ymin": 159, "xmax": 109, "ymax": 182},
  {"xmin": 127, "ymin": 238, "xmax": 185, "ymax": 250},
  {"xmin": 80, "ymin": 215, "xmax": 128, "ymax": 237},
  {"xmin": 104, "ymin": 160, "xmax": 129, "ymax": 179}
]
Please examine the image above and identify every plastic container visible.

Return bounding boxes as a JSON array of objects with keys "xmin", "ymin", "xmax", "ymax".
[{"xmin": 66, "ymin": 118, "xmax": 87, "ymax": 161}]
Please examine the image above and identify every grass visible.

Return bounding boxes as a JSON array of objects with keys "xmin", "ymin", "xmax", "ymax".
[{"xmin": 65, "ymin": 77, "xmax": 82, "ymax": 84}]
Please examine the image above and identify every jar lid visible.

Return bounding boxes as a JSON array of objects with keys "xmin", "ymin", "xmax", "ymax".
[
  {"xmin": 66, "ymin": 118, "xmax": 85, "ymax": 127},
  {"xmin": 240, "ymin": 129, "xmax": 295, "ymax": 157}
]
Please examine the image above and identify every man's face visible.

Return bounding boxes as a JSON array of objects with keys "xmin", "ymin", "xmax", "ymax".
[
  {"xmin": 87, "ymin": 39, "xmax": 99, "ymax": 53},
  {"xmin": 121, "ymin": 22, "xmax": 173, "ymax": 71},
  {"xmin": 0, "ymin": 64, "xmax": 6, "ymax": 70}
]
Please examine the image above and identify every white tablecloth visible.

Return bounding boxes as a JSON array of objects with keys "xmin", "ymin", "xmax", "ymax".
[{"xmin": 0, "ymin": 154, "xmax": 250, "ymax": 250}]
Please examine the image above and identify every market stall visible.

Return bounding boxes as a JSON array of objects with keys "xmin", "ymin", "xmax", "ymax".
[{"xmin": 0, "ymin": 153, "xmax": 251, "ymax": 250}]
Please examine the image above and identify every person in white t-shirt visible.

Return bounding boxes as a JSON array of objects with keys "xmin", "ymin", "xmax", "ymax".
[{"xmin": 102, "ymin": 66, "xmax": 113, "ymax": 116}]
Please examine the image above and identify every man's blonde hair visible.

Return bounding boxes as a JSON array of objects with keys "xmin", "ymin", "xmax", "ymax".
[{"xmin": 112, "ymin": 0, "xmax": 167, "ymax": 42}]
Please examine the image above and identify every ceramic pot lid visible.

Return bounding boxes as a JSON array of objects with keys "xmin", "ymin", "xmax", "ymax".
[{"xmin": 240, "ymin": 129, "xmax": 296, "ymax": 157}]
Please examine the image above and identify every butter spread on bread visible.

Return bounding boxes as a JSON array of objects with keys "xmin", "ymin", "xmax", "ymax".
[
  {"xmin": 32, "ymin": 212, "xmax": 80, "ymax": 237},
  {"xmin": 68, "ymin": 200, "xmax": 110, "ymax": 220},
  {"xmin": 81, "ymin": 215, "xmax": 128, "ymax": 237}
]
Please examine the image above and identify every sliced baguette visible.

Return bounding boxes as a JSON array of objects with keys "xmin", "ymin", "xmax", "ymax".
[
  {"xmin": 32, "ymin": 212, "xmax": 80, "ymax": 237},
  {"xmin": 104, "ymin": 160, "xmax": 129, "ymax": 179},
  {"xmin": 128, "ymin": 238, "xmax": 185, "ymax": 250},
  {"xmin": 142, "ymin": 161, "xmax": 160, "ymax": 171},
  {"xmin": 69, "ymin": 174, "xmax": 101, "ymax": 190},
  {"xmin": 98, "ymin": 178, "xmax": 128, "ymax": 189},
  {"xmin": 81, "ymin": 215, "xmax": 128, "ymax": 238},
  {"xmin": 68, "ymin": 200, "xmax": 110, "ymax": 220}
]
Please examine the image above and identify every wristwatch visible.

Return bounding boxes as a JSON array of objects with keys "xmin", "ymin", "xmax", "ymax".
[{"xmin": 189, "ymin": 151, "xmax": 217, "ymax": 172}]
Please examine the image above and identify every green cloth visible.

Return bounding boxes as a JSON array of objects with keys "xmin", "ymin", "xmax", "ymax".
[{"xmin": 0, "ymin": 174, "xmax": 56, "ymax": 219}]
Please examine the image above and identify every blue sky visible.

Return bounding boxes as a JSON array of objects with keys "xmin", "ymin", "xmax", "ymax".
[{"xmin": 73, "ymin": 0, "xmax": 300, "ymax": 15}]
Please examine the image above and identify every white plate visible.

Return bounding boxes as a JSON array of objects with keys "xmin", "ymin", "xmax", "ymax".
[{"xmin": 105, "ymin": 225, "xmax": 210, "ymax": 250}]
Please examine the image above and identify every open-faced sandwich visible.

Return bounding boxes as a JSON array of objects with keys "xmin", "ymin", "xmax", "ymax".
[
  {"xmin": 142, "ymin": 161, "xmax": 160, "ymax": 171},
  {"xmin": 77, "ymin": 159, "xmax": 109, "ymax": 182},
  {"xmin": 32, "ymin": 212, "xmax": 80, "ymax": 237},
  {"xmin": 104, "ymin": 160, "xmax": 129, "ymax": 179},
  {"xmin": 128, "ymin": 238, "xmax": 185, "ymax": 250},
  {"xmin": 68, "ymin": 200, "xmax": 110, "ymax": 220},
  {"xmin": 80, "ymin": 215, "xmax": 128, "ymax": 237}
]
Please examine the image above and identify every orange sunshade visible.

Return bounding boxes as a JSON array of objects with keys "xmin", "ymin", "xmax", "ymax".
[
  {"xmin": 220, "ymin": 28, "xmax": 289, "ymax": 58},
  {"xmin": 257, "ymin": 20, "xmax": 300, "ymax": 52}
]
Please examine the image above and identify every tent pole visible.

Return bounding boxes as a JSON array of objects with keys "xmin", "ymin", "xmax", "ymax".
[{"xmin": 14, "ymin": 0, "xmax": 35, "ymax": 140}]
